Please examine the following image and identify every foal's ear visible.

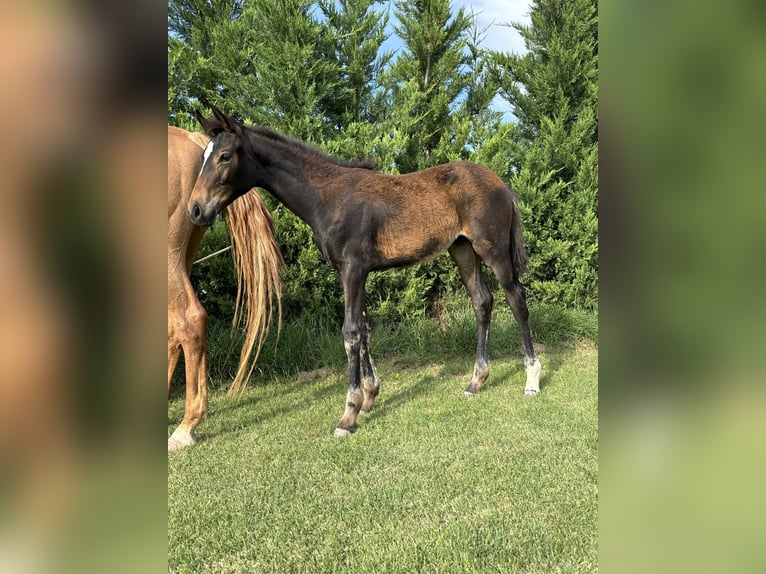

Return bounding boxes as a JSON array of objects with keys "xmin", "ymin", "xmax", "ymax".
[
  {"xmin": 194, "ymin": 99, "xmax": 240, "ymax": 136},
  {"xmin": 210, "ymin": 105, "xmax": 239, "ymax": 134},
  {"xmin": 195, "ymin": 109, "xmax": 225, "ymax": 137}
]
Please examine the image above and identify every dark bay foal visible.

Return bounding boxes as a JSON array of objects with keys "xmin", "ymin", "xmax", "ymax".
[{"xmin": 189, "ymin": 105, "xmax": 541, "ymax": 436}]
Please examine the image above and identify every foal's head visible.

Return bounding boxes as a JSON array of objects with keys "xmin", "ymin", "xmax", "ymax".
[{"xmin": 188, "ymin": 105, "xmax": 255, "ymax": 226}]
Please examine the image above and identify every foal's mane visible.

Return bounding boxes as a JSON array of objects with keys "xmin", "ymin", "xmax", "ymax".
[{"xmin": 245, "ymin": 124, "xmax": 376, "ymax": 170}]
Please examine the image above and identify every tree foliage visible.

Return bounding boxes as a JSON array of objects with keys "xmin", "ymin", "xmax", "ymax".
[
  {"xmin": 170, "ymin": 0, "xmax": 599, "ymax": 324},
  {"xmin": 491, "ymin": 0, "xmax": 598, "ymax": 309},
  {"xmin": 382, "ymin": 0, "xmax": 472, "ymax": 172}
]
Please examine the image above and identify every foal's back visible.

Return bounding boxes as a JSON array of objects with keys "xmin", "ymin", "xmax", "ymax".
[{"xmin": 330, "ymin": 160, "xmax": 516, "ymax": 268}]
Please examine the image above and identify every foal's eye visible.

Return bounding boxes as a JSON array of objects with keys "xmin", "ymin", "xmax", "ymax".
[{"xmin": 220, "ymin": 152, "xmax": 232, "ymax": 163}]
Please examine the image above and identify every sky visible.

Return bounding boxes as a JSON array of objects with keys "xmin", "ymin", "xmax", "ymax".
[
  {"xmin": 381, "ymin": 0, "xmax": 530, "ymax": 57},
  {"xmin": 454, "ymin": 0, "xmax": 531, "ymax": 55},
  {"xmin": 380, "ymin": 0, "xmax": 532, "ymax": 119},
  {"xmin": 453, "ymin": 0, "xmax": 532, "ymax": 119}
]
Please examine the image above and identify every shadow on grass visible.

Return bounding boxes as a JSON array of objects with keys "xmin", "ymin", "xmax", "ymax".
[
  {"xmin": 169, "ymin": 349, "xmax": 574, "ymax": 446},
  {"xmin": 359, "ymin": 370, "xmax": 445, "ymax": 429},
  {"xmin": 203, "ymin": 376, "xmax": 343, "ymax": 441},
  {"xmin": 168, "ymin": 371, "xmax": 339, "ymax": 435}
]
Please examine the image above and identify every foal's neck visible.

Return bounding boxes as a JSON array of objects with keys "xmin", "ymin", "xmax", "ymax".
[{"xmin": 246, "ymin": 130, "xmax": 327, "ymax": 228}]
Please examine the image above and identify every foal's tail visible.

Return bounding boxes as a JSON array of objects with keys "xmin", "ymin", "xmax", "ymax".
[
  {"xmin": 225, "ymin": 190, "xmax": 283, "ymax": 396},
  {"xmin": 509, "ymin": 189, "xmax": 528, "ymax": 279}
]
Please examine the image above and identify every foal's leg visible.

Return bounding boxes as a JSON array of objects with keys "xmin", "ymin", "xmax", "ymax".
[
  {"xmin": 485, "ymin": 257, "xmax": 541, "ymax": 395},
  {"xmin": 335, "ymin": 268, "xmax": 368, "ymax": 436},
  {"xmin": 360, "ymin": 311, "xmax": 380, "ymax": 413},
  {"xmin": 449, "ymin": 239, "xmax": 494, "ymax": 395},
  {"xmin": 509, "ymin": 282, "xmax": 542, "ymax": 395}
]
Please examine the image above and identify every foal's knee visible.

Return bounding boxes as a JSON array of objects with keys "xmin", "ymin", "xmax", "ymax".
[
  {"xmin": 473, "ymin": 289, "xmax": 493, "ymax": 322},
  {"xmin": 342, "ymin": 323, "xmax": 362, "ymax": 354}
]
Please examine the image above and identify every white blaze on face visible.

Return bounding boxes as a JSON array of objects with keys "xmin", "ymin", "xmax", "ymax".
[{"xmin": 199, "ymin": 140, "xmax": 215, "ymax": 176}]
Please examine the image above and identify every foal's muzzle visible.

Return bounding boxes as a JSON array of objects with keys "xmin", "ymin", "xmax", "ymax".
[{"xmin": 189, "ymin": 201, "xmax": 218, "ymax": 226}]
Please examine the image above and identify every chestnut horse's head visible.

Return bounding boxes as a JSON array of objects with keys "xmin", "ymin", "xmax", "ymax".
[{"xmin": 188, "ymin": 105, "xmax": 256, "ymax": 226}]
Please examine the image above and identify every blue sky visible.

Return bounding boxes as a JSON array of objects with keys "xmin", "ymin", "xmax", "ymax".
[
  {"xmin": 453, "ymin": 0, "xmax": 530, "ymax": 55},
  {"xmin": 462, "ymin": 0, "xmax": 531, "ymax": 117},
  {"xmin": 380, "ymin": 0, "xmax": 530, "ymax": 57},
  {"xmin": 379, "ymin": 0, "xmax": 532, "ymax": 119}
]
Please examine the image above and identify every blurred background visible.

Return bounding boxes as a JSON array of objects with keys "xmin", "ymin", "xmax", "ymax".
[
  {"xmin": 0, "ymin": 0, "xmax": 764, "ymax": 572},
  {"xmin": 600, "ymin": 0, "xmax": 766, "ymax": 572},
  {"xmin": 0, "ymin": 1, "xmax": 166, "ymax": 572}
]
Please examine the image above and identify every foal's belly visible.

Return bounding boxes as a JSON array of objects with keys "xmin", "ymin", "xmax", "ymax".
[{"xmin": 373, "ymin": 215, "xmax": 460, "ymax": 269}]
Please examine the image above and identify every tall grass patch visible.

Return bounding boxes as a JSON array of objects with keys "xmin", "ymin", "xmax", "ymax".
[{"xmin": 171, "ymin": 300, "xmax": 597, "ymax": 396}]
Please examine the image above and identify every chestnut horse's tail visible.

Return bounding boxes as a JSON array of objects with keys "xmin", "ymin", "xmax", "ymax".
[
  {"xmin": 509, "ymin": 188, "xmax": 529, "ymax": 279},
  {"xmin": 225, "ymin": 191, "xmax": 283, "ymax": 396}
]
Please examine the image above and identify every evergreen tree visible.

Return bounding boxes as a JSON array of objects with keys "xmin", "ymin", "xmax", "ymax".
[
  {"xmin": 450, "ymin": 20, "xmax": 511, "ymax": 173},
  {"xmin": 386, "ymin": 0, "xmax": 473, "ymax": 172},
  {"xmin": 236, "ymin": 0, "xmax": 340, "ymax": 140},
  {"xmin": 168, "ymin": 0, "xmax": 599, "ymax": 325},
  {"xmin": 491, "ymin": 0, "xmax": 598, "ymax": 309},
  {"xmin": 316, "ymin": 0, "xmax": 396, "ymax": 165},
  {"xmin": 168, "ymin": 0, "xmax": 340, "ymax": 140},
  {"xmin": 318, "ymin": 0, "xmax": 391, "ymax": 128},
  {"xmin": 168, "ymin": 0, "xmax": 251, "ymax": 126}
]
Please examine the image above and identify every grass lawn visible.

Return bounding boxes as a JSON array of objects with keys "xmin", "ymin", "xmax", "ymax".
[{"xmin": 168, "ymin": 324, "xmax": 597, "ymax": 573}]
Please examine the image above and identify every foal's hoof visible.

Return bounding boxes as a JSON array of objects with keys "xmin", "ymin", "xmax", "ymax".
[
  {"xmin": 333, "ymin": 427, "xmax": 354, "ymax": 438},
  {"xmin": 524, "ymin": 358, "xmax": 542, "ymax": 396},
  {"xmin": 463, "ymin": 383, "xmax": 480, "ymax": 396}
]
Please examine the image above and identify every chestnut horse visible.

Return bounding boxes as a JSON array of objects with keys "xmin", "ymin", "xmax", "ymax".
[
  {"xmin": 189, "ymin": 105, "xmax": 541, "ymax": 437},
  {"xmin": 167, "ymin": 126, "xmax": 282, "ymax": 451}
]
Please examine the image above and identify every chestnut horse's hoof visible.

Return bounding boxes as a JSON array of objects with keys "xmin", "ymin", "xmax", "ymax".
[
  {"xmin": 333, "ymin": 427, "xmax": 354, "ymax": 437},
  {"xmin": 168, "ymin": 428, "xmax": 197, "ymax": 452}
]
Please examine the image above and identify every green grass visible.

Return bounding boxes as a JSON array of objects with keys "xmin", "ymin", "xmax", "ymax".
[{"xmin": 168, "ymin": 310, "xmax": 597, "ymax": 573}]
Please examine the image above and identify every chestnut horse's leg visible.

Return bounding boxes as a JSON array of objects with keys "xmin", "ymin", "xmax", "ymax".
[
  {"xmin": 168, "ymin": 276, "xmax": 209, "ymax": 450},
  {"xmin": 335, "ymin": 268, "xmax": 368, "ymax": 436},
  {"xmin": 168, "ymin": 333, "xmax": 181, "ymax": 396},
  {"xmin": 449, "ymin": 239, "xmax": 494, "ymax": 395},
  {"xmin": 359, "ymin": 311, "xmax": 380, "ymax": 413}
]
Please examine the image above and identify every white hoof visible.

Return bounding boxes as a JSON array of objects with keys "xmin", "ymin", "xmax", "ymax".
[
  {"xmin": 524, "ymin": 358, "xmax": 542, "ymax": 396},
  {"xmin": 333, "ymin": 427, "xmax": 353, "ymax": 438},
  {"xmin": 168, "ymin": 428, "xmax": 196, "ymax": 452}
]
